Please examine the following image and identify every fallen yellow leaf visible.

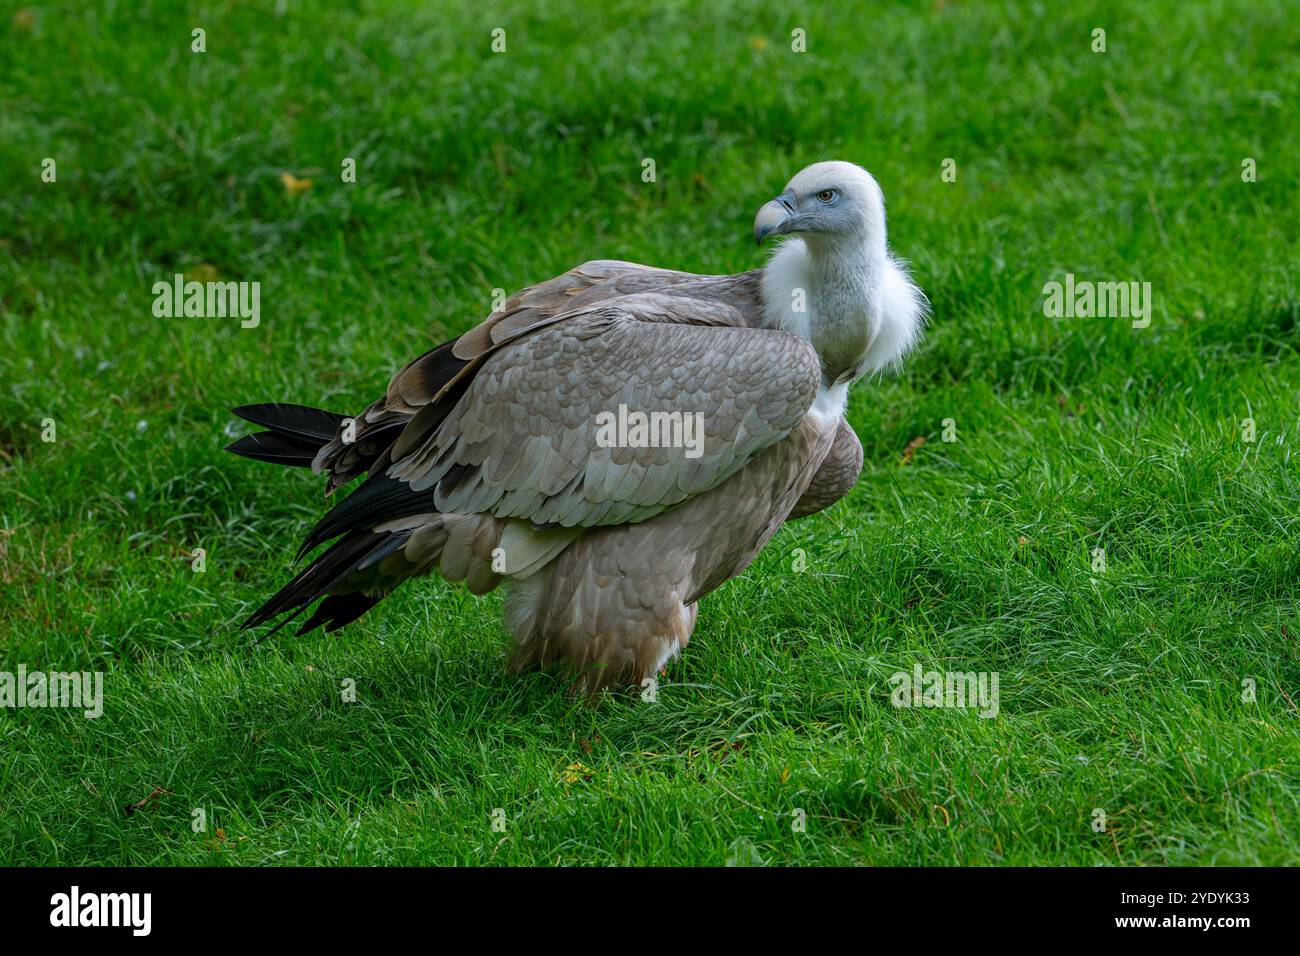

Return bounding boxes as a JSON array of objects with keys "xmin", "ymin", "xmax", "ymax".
[
  {"xmin": 280, "ymin": 172, "xmax": 313, "ymax": 197},
  {"xmin": 900, "ymin": 435, "xmax": 926, "ymax": 465},
  {"xmin": 561, "ymin": 761, "xmax": 595, "ymax": 783}
]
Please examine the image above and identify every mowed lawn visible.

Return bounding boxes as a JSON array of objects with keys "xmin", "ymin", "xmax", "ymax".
[{"xmin": 1, "ymin": 0, "xmax": 1298, "ymax": 866}]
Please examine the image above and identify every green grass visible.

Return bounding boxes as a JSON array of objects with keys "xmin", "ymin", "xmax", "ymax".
[{"xmin": 2, "ymin": 0, "xmax": 1298, "ymax": 865}]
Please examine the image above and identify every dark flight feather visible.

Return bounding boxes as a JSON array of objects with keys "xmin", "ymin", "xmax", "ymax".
[
  {"xmin": 224, "ymin": 431, "xmax": 320, "ymax": 467},
  {"xmin": 231, "ymin": 403, "xmax": 346, "ymax": 443},
  {"xmin": 296, "ymin": 474, "xmax": 435, "ymax": 560},
  {"xmin": 243, "ymin": 528, "xmax": 415, "ymax": 629}
]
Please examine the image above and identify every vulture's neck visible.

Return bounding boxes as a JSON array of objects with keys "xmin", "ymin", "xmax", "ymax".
[{"xmin": 760, "ymin": 232, "xmax": 889, "ymax": 388}]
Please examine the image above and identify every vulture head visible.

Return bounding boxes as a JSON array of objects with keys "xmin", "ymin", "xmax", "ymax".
[{"xmin": 753, "ymin": 160, "xmax": 886, "ymax": 247}]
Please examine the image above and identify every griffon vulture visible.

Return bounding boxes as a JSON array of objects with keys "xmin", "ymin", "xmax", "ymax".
[{"xmin": 226, "ymin": 161, "xmax": 927, "ymax": 694}]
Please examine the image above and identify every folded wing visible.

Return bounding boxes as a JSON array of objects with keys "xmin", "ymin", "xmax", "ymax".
[{"xmin": 301, "ymin": 304, "xmax": 822, "ymax": 553}]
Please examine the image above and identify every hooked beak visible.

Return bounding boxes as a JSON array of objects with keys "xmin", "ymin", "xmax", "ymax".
[{"xmin": 754, "ymin": 190, "xmax": 802, "ymax": 244}]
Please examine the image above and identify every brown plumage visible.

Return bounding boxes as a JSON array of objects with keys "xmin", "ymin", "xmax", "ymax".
[{"xmin": 227, "ymin": 162, "xmax": 927, "ymax": 695}]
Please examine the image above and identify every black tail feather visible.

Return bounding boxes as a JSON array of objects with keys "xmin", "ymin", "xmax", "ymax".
[
  {"xmin": 230, "ymin": 404, "xmax": 430, "ymax": 638},
  {"xmin": 296, "ymin": 473, "xmax": 435, "ymax": 560},
  {"xmin": 225, "ymin": 403, "xmax": 347, "ymax": 468},
  {"xmin": 232, "ymin": 403, "xmax": 346, "ymax": 442},
  {"xmin": 242, "ymin": 533, "xmax": 367, "ymax": 629},
  {"xmin": 240, "ymin": 528, "xmax": 410, "ymax": 639},
  {"xmin": 224, "ymin": 431, "xmax": 321, "ymax": 467},
  {"xmin": 295, "ymin": 593, "xmax": 381, "ymax": 635}
]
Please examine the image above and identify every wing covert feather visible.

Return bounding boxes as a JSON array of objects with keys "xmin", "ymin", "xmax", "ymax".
[{"xmin": 387, "ymin": 311, "xmax": 820, "ymax": 529}]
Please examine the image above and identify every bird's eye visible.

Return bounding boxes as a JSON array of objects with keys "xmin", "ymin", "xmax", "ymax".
[{"xmin": 816, "ymin": 189, "xmax": 837, "ymax": 203}]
